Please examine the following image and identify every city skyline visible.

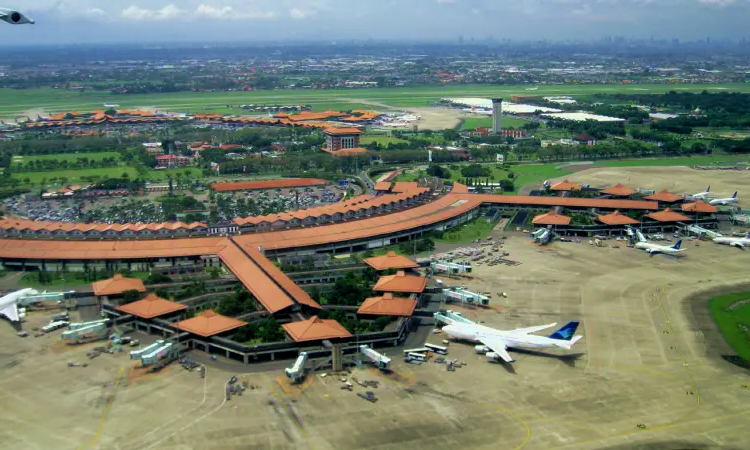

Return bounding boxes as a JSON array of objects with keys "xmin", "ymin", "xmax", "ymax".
[{"xmin": 1, "ymin": 0, "xmax": 749, "ymax": 45}]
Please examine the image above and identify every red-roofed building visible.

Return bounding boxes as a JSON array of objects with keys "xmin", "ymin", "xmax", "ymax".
[
  {"xmin": 550, "ymin": 179, "xmax": 582, "ymax": 191},
  {"xmin": 155, "ymin": 154, "xmax": 191, "ymax": 167},
  {"xmin": 173, "ymin": 310, "xmax": 247, "ymax": 338},
  {"xmin": 373, "ymin": 271, "xmax": 427, "ymax": 294},
  {"xmin": 644, "ymin": 190, "xmax": 684, "ymax": 203},
  {"xmin": 116, "ymin": 293, "xmax": 188, "ymax": 319},
  {"xmin": 647, "ymin": 208, "xmax": 691, "ymax": 223},
  {"xmin": 374, "ymin": 182, "xmax": 392, "ymax": 192},
  {"xmin": 358, "ymin": 292, "xmax": 417, "ymax": 317},
  {"xmin": 363, "ymin": 251, "xmax": 419, "ymax": 271},
  {"xmin": 596, "ymin": 210, "xmax": 640, "ymax": 226},
  {"xmin": 282, "ymin": 316, "xmax": 352, "ymax": 342},
  {"xmin": 681, "ymin": 201, "xmax": 718, "ymax": 214},
  {"xmin": 600, "ymin": 183, "xmax": 637, "ymax": 197},
  {"xmin": 532, "ymin": 210, "xmax": 571, "ymax": 226},
  {"xmin": 324, "ymin": 127, "xmax": 362, "ymax": 154},
  {"xmin": 573, "ymin": 133, "xmax": 597, "ymax": 146}
]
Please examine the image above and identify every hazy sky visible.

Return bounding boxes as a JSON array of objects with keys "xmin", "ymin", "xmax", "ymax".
[{"xmin": 1, "ymin": 0, "xmax": 749, "ymax": 45}]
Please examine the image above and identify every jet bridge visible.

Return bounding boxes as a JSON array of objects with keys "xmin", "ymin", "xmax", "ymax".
[
  {"xmin": 130, "ymin": 340, "xmax": 180, "ymax": 367},
  {"xmin": 434, "ymin": 309, "xmax": 476, "ymax": 326},
  {"xmin": 61, "ymin": 320, "xmax": 109, "ymax": 344},
  {"xmin": 682, "ymin": 224, "xmax": 722, "ymax": 239},
  {"xmin": 359, "ymin": 345, "xmax": 391, "ymax": 371},
  {"xmin": 285, "ymin": 352, "xmax": 309, "ymax": 383},
  {"xmin": 443, "ymin": 287, "xmax": 489, "ymax": 306}
]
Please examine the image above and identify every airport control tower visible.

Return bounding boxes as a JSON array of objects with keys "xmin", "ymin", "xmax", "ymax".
[{"xmin": 492, "ymin": 98, "xmax": 503, "ymax": 135}]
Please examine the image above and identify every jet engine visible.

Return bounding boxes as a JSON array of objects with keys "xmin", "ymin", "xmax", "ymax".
[
  {"xmin": 485, "ymin": 352, "xmax": 499, "ymax": 360},
  {"xmin": 0, "ymin": 9, "xmax": 35, "ymax": 25},
  {"xmin": 474, "ymin": 345, "xmax": 490, "ymax": 354}
]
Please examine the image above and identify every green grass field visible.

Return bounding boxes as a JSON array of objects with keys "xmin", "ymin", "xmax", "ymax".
[
  {"xmin": 360, "ymin": 135, "xmax": 409, "ymax": 146},
  {"xmin": 2, "ymin": 83, "xmax": 749, "ymax": 118},
  {"xmin": 437, "ymin": 218, "xmax": 498, "ymax": 243},
  {"xmin": 18, "ymin": 271, "xmax": 150, "ymax": 288},
  {"xmin": 13, "ymin": 167, "xmax": 138, "ymax": 185},
  {"xmin": 709, "ymin": 292, "xmax": 750, "ymax": 361},
  {"xmin": 12, "ymin": 152, "xmax": 121, "ymax": 167}
]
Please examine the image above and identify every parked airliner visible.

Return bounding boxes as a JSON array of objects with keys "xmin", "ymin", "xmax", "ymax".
[
  {"xmin": 713, "ymin": 232, "xmax": 750, "ymax": 248},
  {"xmin": 691, "ymin": 186, "xmax": 711, "ymax": 200},
  {"xmin": 709, "ymin": 192, "xmax": 738, "ymax": 206},
  {"xmin": 442, "ymin": 321, "xmax": 582, "ymax": 363}
]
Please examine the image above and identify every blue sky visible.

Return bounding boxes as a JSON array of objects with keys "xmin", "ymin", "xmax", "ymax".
[{"xmin": 2, "ymin": 0, "xmax": 749, "ymax": 45}]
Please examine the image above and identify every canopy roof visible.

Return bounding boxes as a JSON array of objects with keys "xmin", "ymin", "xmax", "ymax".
[{"xmin": 92, "ymin": 274, "xmax": 146, "ymax": 296}]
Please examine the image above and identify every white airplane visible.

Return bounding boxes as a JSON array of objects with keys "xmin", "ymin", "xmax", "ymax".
[
  {"xmin": 713, "ymin": 232, "xmax": 750, "ymax": 248},
  {"xmin": 691, "ymin": 186, "xmax": 711, "ymax": 200},
  {"xmin": 442, "ymin": 321, "xmax": 582, "ymax": 363},
  {"xmin": 0, "ymin": 288, "xmax": 39, "ymax": 322},
  {"xmin": 709, "ymin": 192, "xmax": 738, "ymax": 206},
  {"xmin": 0, "ymin": 8, "xmax": 34, "ymax": 24},
  {"xmin": 634, "ymin": 229, "xmax": 684, "ymax": 254}
]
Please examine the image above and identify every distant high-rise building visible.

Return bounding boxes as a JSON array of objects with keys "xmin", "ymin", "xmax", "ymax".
[{"xmin": 458, "ymin": 35, "xmax": 464, "ymax": 45}]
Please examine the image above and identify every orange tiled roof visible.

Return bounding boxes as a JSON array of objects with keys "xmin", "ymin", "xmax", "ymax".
[
  {"xmin": 282, "ymin": 316, "xmax": 352, "ymax": 342},
  {"xmin": 373, "ymin": 271, "xmax": 427, "ymax": 293},
  {"xmin": 323, "ymin": 127, "xmax": 363, "ymax": 135},
  {"xmin": 321, "ymin": 147, "xmax": 369, "ymax": 156},
  {"xmin": 600, "ymin": 183, "xmax": 637, "ymax": 196},
  {"xmin": 243, "ymin": 245, "xmax": 321, "ymax": 310},
  {"xmin": 357, "ymin": 292, "xmax": 417, "ymax": 316},
  {"xmin": 91, "ymin": 274, "xmax": 146, "ymax": 296},
  {"xmin": 644, "ymin": 190, "xmax": 684, "ymax": 202},
  {"xmin": 451, "ymin": 182, "xmax": 469, "ymax": 194},
  {"xmin": 211, "ymin": 178, "xmax": 328, "ymax": 192},
  {"xmin": 374, "ymin": 182, "xmax": 392, "ymax": 192},
  {"xmin": 596, "ymin": 210, "xmax": 640, "ymax": 225},
  {"xmin": 532, "ymin": 210, "xmax": 571, "ymax": 226},
  {"xmin": 115, "ymin": 293, "xmax": 188, "ymax": 318},
  {"xmin": 363, "ymin": 251, "xmax": 419, "ymax": 271},
  {"xmin": 172, "ymin": 310, "xmax": 247, "ymax": 337},
  {"xmin": 681, "ymin": 201, "xmax": 718, "ymax": 214},
  {"xmin": 646, "ymin": 208, "xmax": 691, "ymax": 222},
  {"xmin": 550, "ymin": 179, "xmax": 582, "ymax": 191},
  {"xmin": 217, "ymin": 242, "xmax": 296, "ymax": 314},
  {"xmin": 392, "ymin": 182, "xmax": 420, "ymax": 193}
]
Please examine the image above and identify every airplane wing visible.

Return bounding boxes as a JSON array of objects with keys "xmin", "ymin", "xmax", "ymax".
[
  {"xmin": 511, "ymin": 323, "xmax": 557, "ymax": 334},
  {"xmin": 0, "ymin": 302, "xmax": 19, "ymax": 322},
  {"xmin": 478, "ymin": 337, "xmax": 514, "ymax": 362}
]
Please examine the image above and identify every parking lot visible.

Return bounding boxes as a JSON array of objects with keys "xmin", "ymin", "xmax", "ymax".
[{"xmin": 1, "ymin": 234, "xmax": 749, "ymax": 450}]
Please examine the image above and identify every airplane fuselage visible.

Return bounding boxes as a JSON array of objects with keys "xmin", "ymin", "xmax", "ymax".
[
  {"xmin": 713, "ymin": 237, "xmax": 750, "ymax": 247},
  {"xmin": 634, "ymin": 242, "xmax": 682, "ymax": 254},
  {"xmin": 444, "ymin": 323, "xmax": 569, "ymax": 350}
]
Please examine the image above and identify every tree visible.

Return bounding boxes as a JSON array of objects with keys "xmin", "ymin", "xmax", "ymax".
[{"xmin": 121, "ymin": 289, "xmax": 143, "ymax": 304}]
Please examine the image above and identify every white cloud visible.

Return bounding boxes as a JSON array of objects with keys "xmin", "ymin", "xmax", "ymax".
[
  {"xmin": 121, "ymin": 4, "xmax": 186, "ymax": 21},
  {"xmin": 195, "ymin": 4, "xmax": 276, "ymax": 20},
  {"xmin": 290, "ymin": 8, "xmax": 308, "ymax": 19}
]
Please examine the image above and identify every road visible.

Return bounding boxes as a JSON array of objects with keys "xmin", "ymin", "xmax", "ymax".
[{"xmin": 358, "ymin": 170, "xmax": 374, "ymax": 194}]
